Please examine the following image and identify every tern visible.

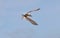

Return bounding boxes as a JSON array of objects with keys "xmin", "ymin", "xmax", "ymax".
[{"xmin": 22, "ymin": 8, "xmax": 40, "ymax": 25}]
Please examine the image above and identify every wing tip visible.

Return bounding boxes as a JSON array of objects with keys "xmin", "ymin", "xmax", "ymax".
[{"xmin": 33, "ymin": 23, "xmax": 38, "ymax": 25}]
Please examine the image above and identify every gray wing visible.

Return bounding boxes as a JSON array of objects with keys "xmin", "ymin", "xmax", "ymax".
[
  {"xmin": 27, "ymin": 8, "xmax": 40, "ymax": 13},
  {"xmin": 25, "ymin": 17, "xmax": 38, "ymax": 25},
  {"xmin": 33, "ymin": 8, "xmax": 40, "ymax": 11}
]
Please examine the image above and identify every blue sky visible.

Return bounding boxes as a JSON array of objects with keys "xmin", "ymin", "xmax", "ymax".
[{"xmin": 0, "ymin": 0, "xmax": 59, "ymax": 38}]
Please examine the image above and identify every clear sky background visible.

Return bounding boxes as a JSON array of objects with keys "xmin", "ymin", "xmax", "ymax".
[{"xmin": 0, "ymin": 0, "xmax": 59, "ymax": 38}]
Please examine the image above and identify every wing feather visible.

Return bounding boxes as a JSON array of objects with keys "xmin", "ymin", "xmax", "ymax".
[
  {"xmin": 27, "ymin": 8, "xmax": 40, "ymax": 13},
  {"xmin": 25, "ymin": 17, "xmax": 38, "ymax": 25}
]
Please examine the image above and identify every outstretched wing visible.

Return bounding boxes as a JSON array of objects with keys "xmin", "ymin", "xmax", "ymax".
[
  {"xmin": 25, "ymin": 8, "xmax": 40, "ymax": 17},
  {"xmin": 33, "ymin": 8, "xmax": 40, "ymax": 11},
  {"xmin": 27, "ymin": 8, "xmax": 40, "ymax": 13},
  {"xmin": 25, "ymin": 17, "xmax": 38, "ymax": 25}
]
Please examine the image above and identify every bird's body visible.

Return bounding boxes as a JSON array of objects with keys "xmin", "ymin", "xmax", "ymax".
[
  {"xmin": 23, "ymin": 13, "xmax": 32, "ymax": 17},
  {"xmin": 22, "ymin": 8, "xmax": 40, "ymax": 25},
  {"xmin": 22, "ymin": 14, "xmax": 38, "ymax": 25}
]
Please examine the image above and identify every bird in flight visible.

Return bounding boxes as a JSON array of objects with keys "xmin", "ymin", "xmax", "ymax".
[{"xmin": 22, "ymin": 8, "xmax": 40, "ymax": 25}]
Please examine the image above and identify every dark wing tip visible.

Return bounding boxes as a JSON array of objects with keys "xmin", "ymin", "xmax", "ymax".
[
  {"xmin": 32, "ymin": 23, "xmax": 38, "ymax": 25},
  {"xmin": 34, "ymin": 8, "xmax": 40, "ymax": 11},
  {"xmin": 37, "ymin": 8, "xmax": 40, "ymax": 10}
]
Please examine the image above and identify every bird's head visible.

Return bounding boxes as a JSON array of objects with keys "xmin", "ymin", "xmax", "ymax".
[{"xmin": 26, "ymin": 13, "xmax": 32, "ymax": 17}]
